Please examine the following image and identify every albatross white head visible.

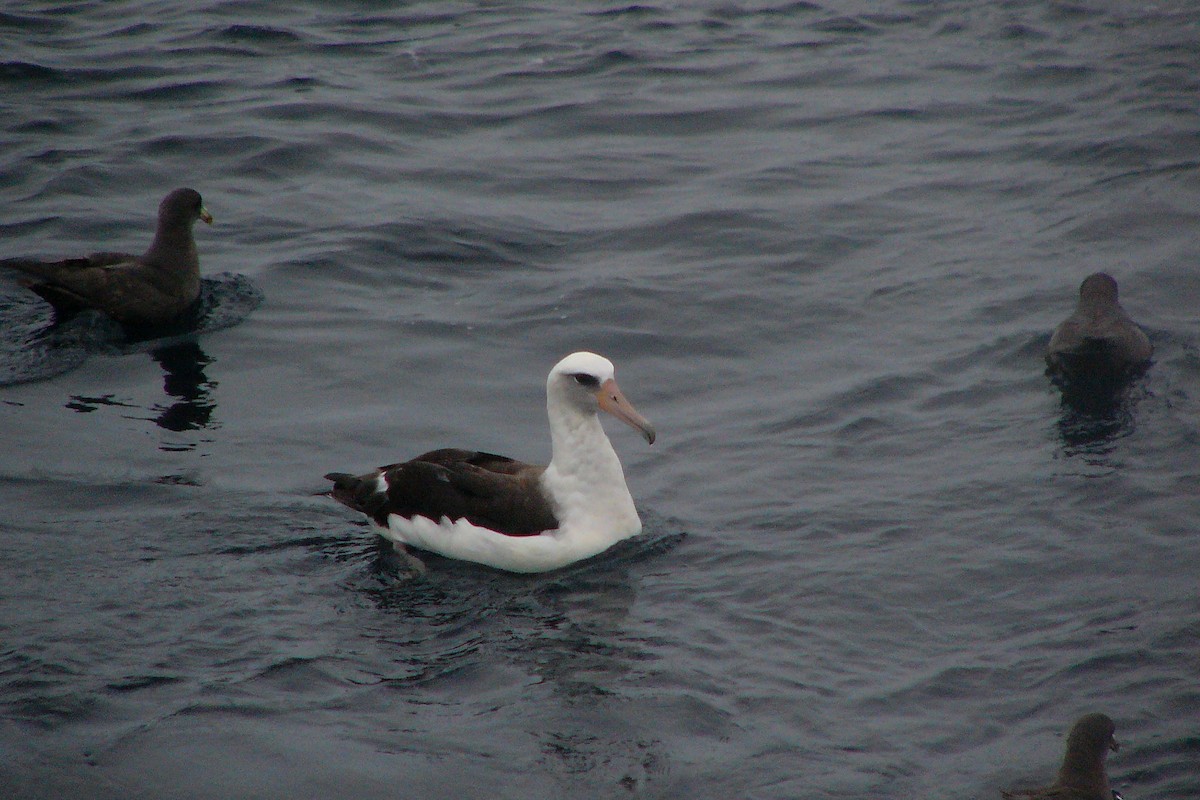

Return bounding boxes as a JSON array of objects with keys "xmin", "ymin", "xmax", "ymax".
[
  {"xmin": 542, "ymin": 351, "xmax": 655, "ymax": 544},
  {"xmin": 547, "ymin": 351, "xmax": 656, "ymax": 444}
]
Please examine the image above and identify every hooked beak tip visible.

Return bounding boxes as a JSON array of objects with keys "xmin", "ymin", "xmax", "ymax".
[{"xmin": 597, "ymin": 377, "xmax": 655, "ymax": 445}]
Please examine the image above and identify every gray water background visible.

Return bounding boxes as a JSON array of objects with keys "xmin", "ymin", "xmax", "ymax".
[{"xmin": 1, "ymin": 2, "xmax": 1198, "ymax": 798}]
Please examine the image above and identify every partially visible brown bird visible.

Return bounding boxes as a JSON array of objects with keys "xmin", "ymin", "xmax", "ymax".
[
  {"xmin": 2, "ymin": 187, "xmax": 212, "ymax": 327},
  {"xmin": 1002, "ymin": 713, "xmax": 1123, "ymax": 800},
  {"xmin": 1046, "ymin": 273, "xmax": 1152, "ymax": 381}
]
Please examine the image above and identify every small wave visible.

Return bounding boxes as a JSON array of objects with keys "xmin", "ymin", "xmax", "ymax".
[
  {"xmin": 0, "ymin": 11, "xmax": 62, "ymax": 34},
  {"xmin": 216, "ymin": 23, "xmax": 304, "ymax": 44},
  {"xmin": 0, "ymin": 60, "xmax": 157, "ymax": 88},
  {"xmin": 104, "ymin": 674, "xmax": 181, "ymax": 693},
  {"xmin": 808, "ymin": 16, "xmax": 880, "ymax": 35},
  {"xmin": 119, "ymin": 79, "xmax": 227, "ymax": 103},
  {"xmin": 0, "ymin": 60, "xmax": 59, "ymax": 84}
]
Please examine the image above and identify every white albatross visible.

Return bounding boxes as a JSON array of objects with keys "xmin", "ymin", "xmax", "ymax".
[{"xmin": 324, "ymin": 351, "xmax": 656, "ymax": 573}]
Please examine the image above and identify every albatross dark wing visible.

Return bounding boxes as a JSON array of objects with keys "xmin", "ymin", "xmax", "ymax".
[{"xmin": 325, "ymin": 448, "xmax": 559, "ymax": 537}]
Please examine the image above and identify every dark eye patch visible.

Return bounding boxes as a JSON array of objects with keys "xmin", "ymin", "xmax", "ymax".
[{"xmin": 572, "ymin": 373, "xmax": 600, "ymax": 388}]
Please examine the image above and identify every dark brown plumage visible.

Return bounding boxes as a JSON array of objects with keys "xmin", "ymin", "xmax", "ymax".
[
  {"xmin": 1002, "ymin": 713, "xmax": 1122, "ymax": 800},
  {"xmin": 1046, "ymin": 273, "xmax": 1152, "ymax": 381},
  {"xmin": 1, "ymin": 187, "xmax": 212, "ymax": 327},
  {"xmin": 325, "ymin": 448, "xmax": 559, "ymax": 537}
]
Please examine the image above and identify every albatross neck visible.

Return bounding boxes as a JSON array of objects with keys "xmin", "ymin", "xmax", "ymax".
[
  {"xmin": 542, "ymin": 387, "xmax": 641, "ymax": 538},
  {"xmin": 547, "ymin": 402, "xmax": 623, "ymax": 479}
]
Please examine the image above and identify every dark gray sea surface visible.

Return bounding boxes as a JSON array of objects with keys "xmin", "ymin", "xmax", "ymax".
[{"xmin": 1, "ymin": 2, "xmax": 1198, "ymax": 798}]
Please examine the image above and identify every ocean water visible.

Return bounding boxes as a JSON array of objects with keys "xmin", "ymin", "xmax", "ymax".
[{"xmin": 1, "ymin": 2, "xmax": 1198, "ymax": 798}]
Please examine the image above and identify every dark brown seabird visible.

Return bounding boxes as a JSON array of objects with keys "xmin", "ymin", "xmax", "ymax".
[
  {"xmin": 1, "ymin": 187, "xmax": 212, "ymax": 327},
  {"xmin": 1046, "ymin": 273, "xmax": 1152, "ymax": 381},
  {"xmin": 325, "ymin": 351, "xmax": 656, "ymax": 573},
  {"xmin": 1002, "ymin": 713, "xmax": 1123, "ymax": 800}
]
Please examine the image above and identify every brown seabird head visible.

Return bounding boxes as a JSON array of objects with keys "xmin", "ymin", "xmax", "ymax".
[
  {"xmin": 1078, "ymin": 272, "xmax": 1120, "ymax": 306},
  {"xmin": 159, "ymin": 187, "xmax": 213, "ymax": 228}
]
